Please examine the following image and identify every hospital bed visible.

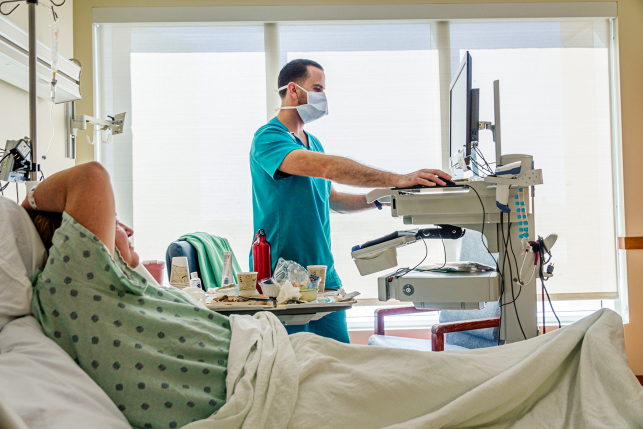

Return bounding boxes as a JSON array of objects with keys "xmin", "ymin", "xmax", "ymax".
[
  {"xmin": 1, "ymin": 194, "xmax": 642, "ymax": 429},
  {"xmin": 0, "ymin": 196, "xmax": 131, "ymax": 429}
]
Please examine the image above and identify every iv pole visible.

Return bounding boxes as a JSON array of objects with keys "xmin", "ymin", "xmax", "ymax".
[{"xmin": 27, "ymin": 0, "xmax": 37, "ymax": 182}]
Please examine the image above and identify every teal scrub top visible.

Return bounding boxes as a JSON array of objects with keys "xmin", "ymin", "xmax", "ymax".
[{"xmin": 249, "ymin": 117, "xmax": 341, "ymax": 289}]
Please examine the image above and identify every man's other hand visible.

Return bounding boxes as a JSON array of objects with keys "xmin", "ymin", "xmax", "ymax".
[{"xmin": 394, "ymin": 169, "xmax": 452, "ymax": 188}]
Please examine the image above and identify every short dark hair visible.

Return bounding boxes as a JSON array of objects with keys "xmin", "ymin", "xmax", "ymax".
[
  {"xmin": 29, "ymin": 211, "xmax": 63, "ymax": 251},
  {"xmin": 278, "ymin": 59, "xmax": 323, "ymax": 98}
]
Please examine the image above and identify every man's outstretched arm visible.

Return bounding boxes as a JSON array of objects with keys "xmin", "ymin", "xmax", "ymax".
[
  {"xmin": 278, "ymin": 150, "xmax": 450, "ymax": 189},
  {"xmin": 329, "ymin": 186, "xmax": 381, "ymax": 214}
]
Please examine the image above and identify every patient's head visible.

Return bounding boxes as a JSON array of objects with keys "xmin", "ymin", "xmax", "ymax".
[
  {"xmin": 29, "ymin": 211, "xmax": 62, "ymax": 251},
  {"xmin": 29, "ymin": 211, "xmax": 139, "ymax": 268},
  {"xmin": 116, "ymin": 220, "xmax": 139, "ymax": 268}
]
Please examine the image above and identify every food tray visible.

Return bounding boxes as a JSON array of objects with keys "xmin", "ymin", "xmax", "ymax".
[{"xmin": 206, "ymin": 299, "xmax": 356, "ymax": 316}]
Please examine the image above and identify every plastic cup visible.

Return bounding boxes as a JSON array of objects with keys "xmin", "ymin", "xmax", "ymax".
[
  {"xmin": 170, "ymin": 257, "xmax": 190, "ymax": 287},
  {"xmin": 237, "ymin": 272, "xmax": 258, "ymax": 297},
  {"xmin": 307, "ymin": 265, "xmax": 327, "ymax": 292}
]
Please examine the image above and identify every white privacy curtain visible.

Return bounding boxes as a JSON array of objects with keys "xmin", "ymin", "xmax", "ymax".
[
  {"xmin": 450, "ymin": 21, "xmax": 615, "ymax": 297},
  {"xmin": 100, "ymin": 26, "xmax": 265, "ymax": 274}
]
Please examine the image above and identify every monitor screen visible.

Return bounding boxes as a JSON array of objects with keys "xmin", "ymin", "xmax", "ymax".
[{"xmin": 449, "ymin": 52, "xmax": 472, "ymax": 172}]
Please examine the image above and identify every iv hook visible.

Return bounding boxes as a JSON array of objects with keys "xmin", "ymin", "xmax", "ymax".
[
  {"xmin": 0, "ymin": 0, "xmax": 24, "ymax": 16},
  {"xmin": 85, "ymin": 130, "xmax": 112, "ymax": 146},
  {"xmin": 49, "ymin": 0, "xmax": 65, "ymax": 6}
]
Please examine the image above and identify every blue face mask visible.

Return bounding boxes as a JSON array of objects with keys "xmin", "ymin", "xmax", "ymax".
[{"xmin": 278, "ymin": 83, "xmax": 328, "ymax": 124}]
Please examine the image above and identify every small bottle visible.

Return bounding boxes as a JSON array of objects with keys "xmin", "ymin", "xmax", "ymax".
[{"xmin": 189, "ymin": 272, "xmax": 202, "ymax": 290}]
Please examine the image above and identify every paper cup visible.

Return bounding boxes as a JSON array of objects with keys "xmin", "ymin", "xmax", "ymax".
[
  {"xmin": 170, "ymin": 257, "xmax": 190, "ymax": 288},
  {"xmin": 307, "ymin": 265, "xmax": 327, "ymax": 292},
  {"xmin": 237, "ymin": 272, "xmax": 258, "ymax": 297}
]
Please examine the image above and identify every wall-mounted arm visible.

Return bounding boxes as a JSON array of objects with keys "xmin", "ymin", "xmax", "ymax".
[{"xmin": 70, "ymin": 110, "xmax": 126, "ymax": 145}]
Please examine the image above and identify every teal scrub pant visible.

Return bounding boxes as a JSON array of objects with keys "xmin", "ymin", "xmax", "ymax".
[{"xmin": 285, "ymin": 310, "xmax": 350, "ymax": 343}]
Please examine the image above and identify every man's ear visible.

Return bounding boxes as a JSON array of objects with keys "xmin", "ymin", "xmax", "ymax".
[{"xmin": 288, "ymin": 82, "xmax": 299, "ymax": 100}]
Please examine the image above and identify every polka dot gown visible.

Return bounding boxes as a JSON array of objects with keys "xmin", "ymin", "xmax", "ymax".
[{"xmin": 31, "ymin": 213, "xmax": 231, "ymax": 429}]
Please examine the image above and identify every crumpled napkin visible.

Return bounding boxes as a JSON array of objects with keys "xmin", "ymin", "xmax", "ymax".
[{"xmin": 277, "ymin": 280, "xmax": 302, "ymax": 304}]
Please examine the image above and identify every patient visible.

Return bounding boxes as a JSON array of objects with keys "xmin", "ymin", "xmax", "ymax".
[{"xmin": 25, "ymin": 163, "xmax": 230, "ymax": 429}]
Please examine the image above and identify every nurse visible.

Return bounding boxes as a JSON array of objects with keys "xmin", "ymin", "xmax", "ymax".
[{"xmin": 250, "ymin": 59, "xmax": 450, "ymax": 343}]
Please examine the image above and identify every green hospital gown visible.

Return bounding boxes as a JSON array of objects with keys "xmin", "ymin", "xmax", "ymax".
[{"xmin": 31, "ymin": 213, "xmax": 231, "ymax": 429}]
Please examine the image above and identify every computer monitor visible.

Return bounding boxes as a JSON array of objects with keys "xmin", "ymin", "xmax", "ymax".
[
  {"xmin": 493, "ymin": 80, "xmax": 502, "ymax": 167},
  {"xmin": 449, "ymin": 51, "xmax": 474, "ymax": 170}
]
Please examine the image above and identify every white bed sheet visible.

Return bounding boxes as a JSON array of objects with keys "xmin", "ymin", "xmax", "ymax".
[
  {"xmin": 186, "ymin": 308, "xmax": 643, "ymax": 429},
  {"xmin": 0, "ymin": 315, "xmax": 131, "ymax": 429}
]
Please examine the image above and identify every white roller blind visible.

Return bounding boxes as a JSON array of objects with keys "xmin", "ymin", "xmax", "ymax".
[
  {"xmin": 99, "ymin": 20, "xmax": 616, "ymax": 299},
  {"xmin": 100, "ymin": 26, "xmax": 265, "ymax": 273},
  {"xmin": 449, "ymin": 21, "xmax": 615, "ymax": 297}
]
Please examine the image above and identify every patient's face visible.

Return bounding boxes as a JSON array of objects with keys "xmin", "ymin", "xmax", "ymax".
[{"xmin": 115, "ymin": 220, "xmax": 139, "ymax": 268}]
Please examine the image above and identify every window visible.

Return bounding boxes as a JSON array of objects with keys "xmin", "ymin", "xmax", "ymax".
[
  {"xmin": 449, "ymin": 21, "xmax": 615, "ymax": 298},
  {"xmin": 97, "ymin": 18, "xmax": 618, "ymax": 307},
  {"xmin": 100, "ymin": 26, "xmax": 265, "ymax": 267}
]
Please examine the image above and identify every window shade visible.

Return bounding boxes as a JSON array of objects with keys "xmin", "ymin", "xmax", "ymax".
[
  {"xmin": 449, "ymin": 21, "xmax": 615, "ymax": 297},
  {"xmin": 100, "ymin": 25, "xmax": 265, "ymax": 271}
]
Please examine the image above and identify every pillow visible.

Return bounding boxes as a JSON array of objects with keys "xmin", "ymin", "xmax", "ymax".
[
  {"xmin": 0, "ymin": 196, "xmax": 47, "ymax": 329},
  {"xmin": 0, "ymin": 315, "xmax": 131, "ymax": 429}
]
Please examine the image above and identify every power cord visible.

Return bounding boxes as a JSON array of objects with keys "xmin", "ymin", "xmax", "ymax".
[
  {"xmin": 388, "ymin": 228, "xmax": 447, "ymax": 280},
  {"xmin": 468, "ymin": 185, "xmax": 509, "ymax": 346},
  {"xmin": 536, "ymin": 237, "xmax": 561, "ymax": 330},
  {"xmin": 500, "ymin": 219, "xmax": 527, "ymax": 340},
  {"xmin": 388, "ymin": 237, "xmax": 429, "ymax": 281}
]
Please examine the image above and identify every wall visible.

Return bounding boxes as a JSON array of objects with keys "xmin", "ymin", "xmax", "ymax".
[
  {"xmin": 73, "ymin": 0, "xmax": 643, "ymax": 374},
  {"xmin": 1, "ymin": 0, "xmax": 74, "ymax": 202}
]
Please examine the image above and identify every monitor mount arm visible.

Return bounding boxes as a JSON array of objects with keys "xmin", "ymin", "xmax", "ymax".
[{"xmin": 70, "ymin": 111, "xmax": 126, "ymax": 145}]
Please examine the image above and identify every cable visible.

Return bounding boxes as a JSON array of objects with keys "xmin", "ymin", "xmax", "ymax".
[
  {"xmin": 537, "ymin": 237, "xmax": 561, "ymax": 329},
  {"xmin": 499, "ymin": 217, "xmax": 526, "ymax": 340},
  {"xmin": 468, "ymin": 185, "xmax": 508, "ymax": 345},
  {"xmin": 501, "ymin": 224, "xmax": 523, "ymax": 306},
  {"xmin": 42, "ymin": 102, "xmax": 55, "ymax": 160},
  {"xmin": 541, "ymin": 281, "xmax": 561, "ymax": 329},
  {"xmin": 388, "ymin": 236, "xmax": 429, "ymax": 281},
  {"xmin": 466, "ymin": 185, "xmax": 498, "ymax": 268},
  {"xmin": 473, "ymin": 145, "xmax": 496, "ymax": 174},
  {"xmin": 389, "ymin": 227, "xmax": 448, "ymax": 280}
]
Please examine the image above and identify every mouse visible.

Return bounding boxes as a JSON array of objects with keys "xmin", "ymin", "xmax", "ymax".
[{"xmin": 393, "ymin": 179, "xmax": 461, "ymax": 190}]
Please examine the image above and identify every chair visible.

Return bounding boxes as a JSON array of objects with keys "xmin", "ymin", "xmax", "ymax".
[
  {"xmin": 165, "ymin": 241, "xmax": 202, "ymax": 283},
  {"xmin": 368, "ymin": 230, "xmax": 502, "ymax": 352}
]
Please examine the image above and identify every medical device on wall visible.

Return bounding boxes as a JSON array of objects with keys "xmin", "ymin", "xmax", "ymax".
[{"xmin": 0, "ymin": 138, "xmax": 33, "ymax": 182}]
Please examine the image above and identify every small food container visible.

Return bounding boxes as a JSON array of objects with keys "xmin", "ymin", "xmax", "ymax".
[
  {"xmin": 299, "ymin": 288, "xmax": 318, "ymax": 302},
  {"xmin": 308, "ymin": 274, "xmax": 321, "ymax": 290},
  {"xmin": 260, "ymin": 278, "xmax": 282, "ymax": 298}
]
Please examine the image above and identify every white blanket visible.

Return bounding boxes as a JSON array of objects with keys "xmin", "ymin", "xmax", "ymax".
[{"xmin": 184, "ymin": 309, "xmax": 643, "ymax": 429}]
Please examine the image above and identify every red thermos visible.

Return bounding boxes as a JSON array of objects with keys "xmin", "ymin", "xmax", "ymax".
[{"xmin": 252, "ymin": 229, "xmax": 271, "ymax": 294}]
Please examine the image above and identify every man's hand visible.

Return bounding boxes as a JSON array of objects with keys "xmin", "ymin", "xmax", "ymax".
[{"xmin": 393, "ymin": 169, "xmax": 452, "ymax": 188}]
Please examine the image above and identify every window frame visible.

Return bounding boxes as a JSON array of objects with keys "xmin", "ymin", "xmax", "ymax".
[{"xmin": 92, "ymin": 3, "xmax": 626, "ymax": 326}]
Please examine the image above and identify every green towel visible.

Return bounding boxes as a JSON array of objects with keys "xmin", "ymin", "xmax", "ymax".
[{"xmin": 178, "ymin": 232, "xmax": 242, "ymax": 291}]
